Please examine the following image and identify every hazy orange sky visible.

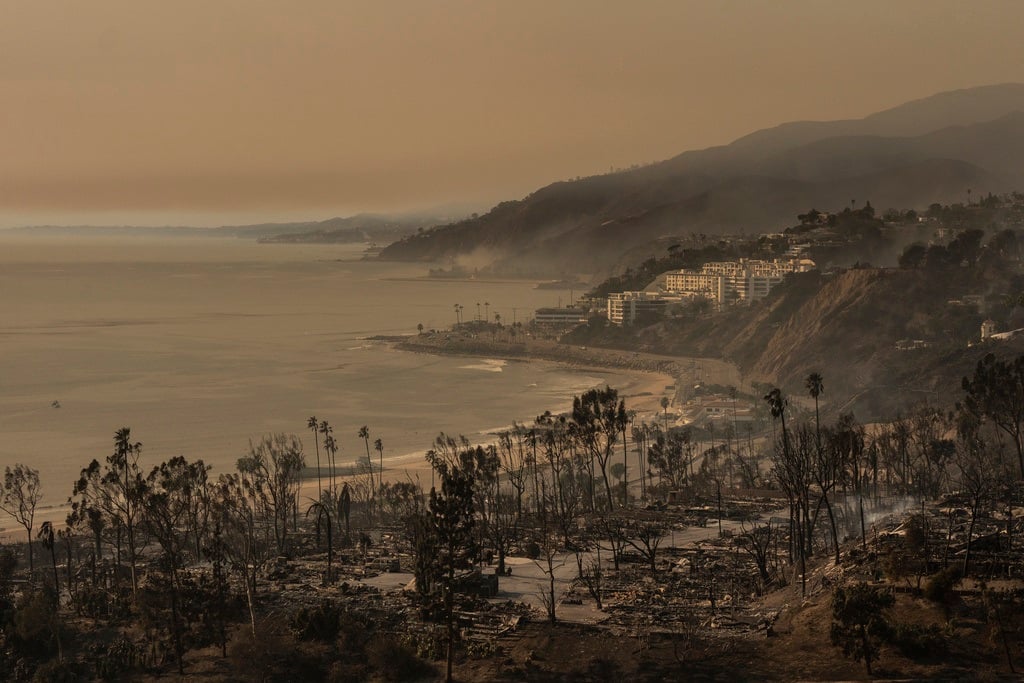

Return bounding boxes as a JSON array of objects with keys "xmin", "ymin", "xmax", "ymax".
[{"xmin": 2, "ymin": 0, "xmax": 1023, "ymax": 227}]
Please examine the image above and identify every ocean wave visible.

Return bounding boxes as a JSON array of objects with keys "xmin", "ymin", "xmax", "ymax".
[{"xmin": 458, "ymin": 359, "xmax": 506, "ymax": 373}]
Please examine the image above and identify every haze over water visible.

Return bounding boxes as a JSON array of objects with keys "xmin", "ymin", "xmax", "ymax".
[{"xmin": 0, "ymin": 235, "xmax": 626, "ymax": 520}]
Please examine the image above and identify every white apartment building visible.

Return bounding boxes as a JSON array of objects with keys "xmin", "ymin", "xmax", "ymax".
[
  {"xmin": 607, "ymin": 291, "xmax": 669, "ymax": 325},
  {"xmin": 664, "ymin": 257, "xmax": 815, "ymax": 307}
]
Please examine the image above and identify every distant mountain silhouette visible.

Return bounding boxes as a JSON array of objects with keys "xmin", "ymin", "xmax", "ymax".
[
  {"xmin": 379, "ymin": 84, "xmax": 1024, "ymax": 276},
  {"xmin": 9, "ymin": 212, "xmax": 453, "ymax": 242}
]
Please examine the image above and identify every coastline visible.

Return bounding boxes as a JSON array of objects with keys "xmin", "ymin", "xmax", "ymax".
[
  {"xmin": 299, "ymin": 337, "xmax": 677, "ymax": 499},
  {"xmin": 387, "ymin": 329, "xmax": 742, "ymax": 394},
  {"xmin": 3, "ymin": 332, "xmax": 728, "ymax": 541},
  {"xmin": 354, "ymin": 329, "xmax": 743, "ymax": 491}
]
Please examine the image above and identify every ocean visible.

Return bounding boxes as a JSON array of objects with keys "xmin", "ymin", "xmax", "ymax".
[{"xmin": 0, "ymin": 233, "xmax": 633, "ymax": 523}]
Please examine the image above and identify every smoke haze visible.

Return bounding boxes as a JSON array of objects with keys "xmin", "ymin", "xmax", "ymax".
[{"xmin": 3, "ymin": 1, "xmax": 1023, "ymax": 226}]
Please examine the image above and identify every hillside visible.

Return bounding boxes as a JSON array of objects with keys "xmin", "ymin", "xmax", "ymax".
[
  {"xmin": 380, "ymin": 84, "xmax": 1024, "ymax": 277},
  {"xmin": 566, "ymin": 250, "xmax": 1024, "ymax": 420}
]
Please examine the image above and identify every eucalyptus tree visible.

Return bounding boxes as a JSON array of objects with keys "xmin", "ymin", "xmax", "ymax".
[
  {"xmin": 0, "ymin": 464, "xmax": 43, "ymax": 573},
  {"xmin": 536, "ymin": 411, "xmax": 570, "ymax": 530},
  {"xmin": 960, "ymin": 352, "xmax": 1024, "ymax": 478},
  {"xmin": 570, "ymin": 386, "xmax": 627, "ymax": 511},
  {"xmin": 110, "ymin": 427, "xmax": 145, "ymax": 596},
  {"xmin": 953, "ymin": 408, "xmax": 1006, "ymax": 576},
  {"xmin": 647, "ymin": 427, "xmax": 691, "ymax": 491},
  {"xmin": 774, "ymin": 423, "xmax": 817, "ymax": 596},
  {"xmin": 142, "ymin": 456, "xmax": 210, "ymax": 674},
  {"xmin": 149, "ymin": 455, "xmax": 212, "ymax": 563},
  {"xmin": 627, "ymin": 520, "xmax": 665, "ymax": 573},
  {"xmin": 830, "ymin": 582, "xmax": 894, "ymax": 676},
  {"xmin": 908, "ymin": 406, "xmax": 955, "ymax": 498},
  {"xmin": 66, "ymin": 486, "xmax": 105, "ymax": 584},
  {"xmin": 534, "ymin": 480, "xmax": 564, "ymax": 625},
  {"xmin": 497, "ymin": 424, "xmax": 529, "ymax": 518},
  {"xmin": 422, "ymin": 444, "xmax": 478, "ymax": 683},
  {"xmin": 211, "ymin": 473, "xmax": 266, "ymax": 637},
  {"xmin": 810, "ymin": 426, "xmax": 841, "ymax": 565},
  {"xmin": 68, "ymin": 429, "xmax": 146, "ymax": 597},
  {"xmin": 735, "ymin": 520, "xmax": 777, "ymax": 592},
  {"xmin": 237, "ymin": 433, "xmax": 305, "ymax": 555},
  {"xmin": 37, "ymin": 521, "xmax": 59, "ymax": 593},
  {"xmin": 467, "ymin": 442, "xmax": 519, "ymax": 573},
  {"xmin": 831, "ymin": 414, "xmax": 869, "ymax": 548}
]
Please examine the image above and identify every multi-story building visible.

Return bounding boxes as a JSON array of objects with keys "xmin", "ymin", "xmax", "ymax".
[
  {"xmin": 606, "ymin": 291, "xmax": 669, "ymax": 325},
  {"xmin": 663, "ymin": 257, "xmax": 814, "ymax": 308},
  {"xmin": 533, "ymin": 307, "xmax": 589, "ymax": 325}
]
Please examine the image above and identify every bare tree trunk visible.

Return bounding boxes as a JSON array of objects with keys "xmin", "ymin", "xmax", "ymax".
[
  {"xmin": 963, "ymin": 501, "xmax": 979, "ymax": 578},
  {"xmin": 245, "ymin": 568, "xmax": 257, "ymax": 638},
  {"xmin": 446, "ymin": 583, "xmax": 455, "ymax": 683},
  {"xmin": 822, "ymin": 493, "xmax": 840, "ymax": 565},
  {"xmin": 859, "ymin": 495, "xmax": 867, "ymax": 552}
]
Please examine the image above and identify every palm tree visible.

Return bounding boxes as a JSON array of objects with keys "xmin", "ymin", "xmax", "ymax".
[
  {"xmin": 805, "ymin": 372, "xmax": 824, "ymax": 448},
  {"xmin": 319, "ymin": 420, "xmax": 334, "ymax": 495},
  {"xmin": 764, "ymin": 387, "xmax": 805, "ymax": 595},
  {"xmin": 484, "ymin": 301, "xmax": 490, "ymax": 323},
  {"xmin": 358, "ymin": 426, "xmax": 373, "ymax": 487},
  {"xmin": 763, "ymin": 388, "xmax": 788, "ymax": 447},
  {"xmin": 806, "ymin": 372, "xmax": 839, "ymax": 564},
  {"xmin": 619, "ymin": 405, "xmax": 631, "ymax": 505},
  {"xmin": 660, "ymin": 396, "xmax": 671, "ymax": 433},
  {"xmin": 306, "ymin": 502, "xmax": 333, "ymax": 584},
  {"xmin": 374, "ymin": 438, "xmax": 384, "ymax": 493},
  {"xmin": 307, "ymin": 416, "xmax": 322, "ymax": 502},
  {"xmin": 324, "ymin": 432, "xmax": 338, "ymax": 497}
]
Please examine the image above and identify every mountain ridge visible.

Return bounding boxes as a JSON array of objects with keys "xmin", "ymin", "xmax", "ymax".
[{"xmin": 379, "ymin": 84, "xmax": 1024, "ymax": 277}]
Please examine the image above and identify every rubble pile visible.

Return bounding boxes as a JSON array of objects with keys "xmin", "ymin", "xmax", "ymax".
[{"xmin": 587, "ymin": 542, "xmax": 779, "ymax": 638}]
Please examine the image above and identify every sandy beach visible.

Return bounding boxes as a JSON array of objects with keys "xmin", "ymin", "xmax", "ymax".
[
  {"xmin": 343, "ymin": 353, "xmax": 676, "ymax": 493},
  {"xmin": 339, "ymin": 329, "xmax": 736, "ymax": 494}
]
